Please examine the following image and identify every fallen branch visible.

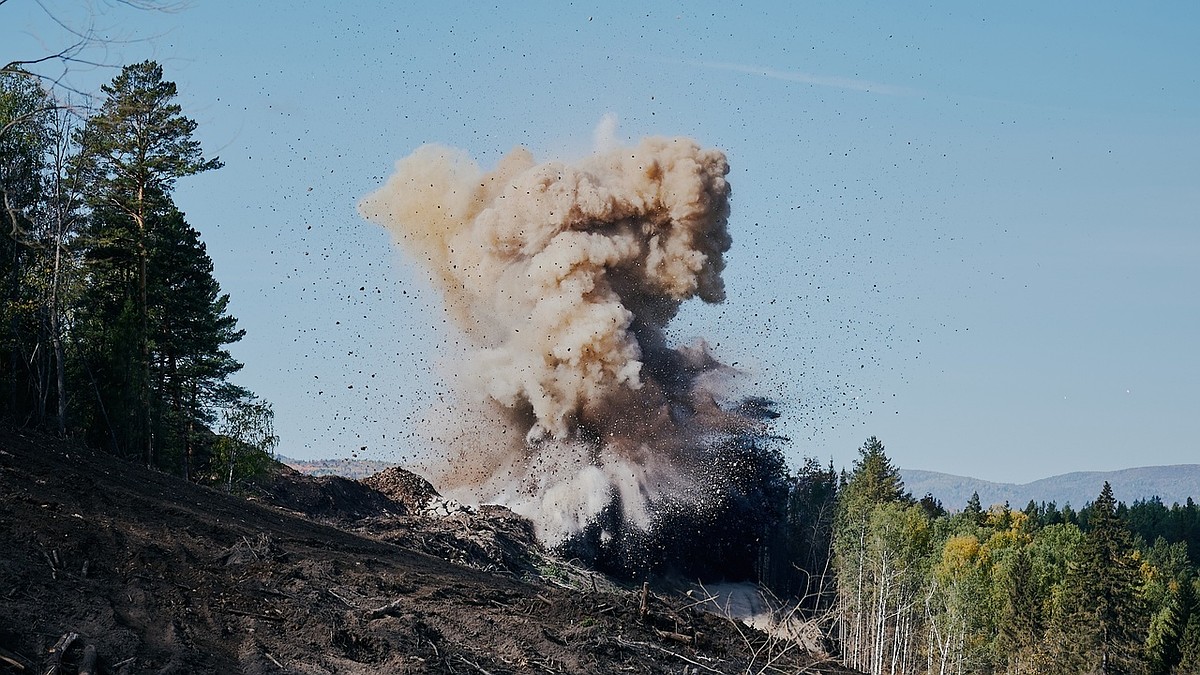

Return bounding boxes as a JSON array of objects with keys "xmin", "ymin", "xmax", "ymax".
[
  {"xmin": 363, "ymin": 598, "xmax": 404, "ymax": 620},
  {"xmin": 327, "ymin": 588, "xmax": 355, "ymax": 608},
  {"xmin": 249, "ymin": 585, "xmax": 296, "ymax": 600},
  {"xmin": 794, "ymin": 655, "xmax": 845, "ymax": 674},
  {"xmin": 222, "ymin": 607, "xmax": 285, "ymax": 622},
  {"xmin": 639, "ymin": 582, "xmax": 649, "ymax": 622},
  {"xmin": 615, "ymin": 636, "xmax": 723, "ymax": 674},
  {"xmin": 530, "ymin": 656, "xmax": 561, "ymax": 673},
  {"xmin": 40, "ymin": 548, "xmax": 58, "ymax": 581},
  {"xmin": 42, "ymin": 631, "xmax": 78, "ymax": 675},
  {"xmin": 457, "ymin": 655, "xmax": 495, "ymax": 675},
  {"xmin": 678, "ymin": 589, "xmax": 721, "ymax": 611},
  {"xmin": 0, "ymin": 645, "xmax": 33, "ymax": 671},
  {"xmin": 264, "ymin": 652, "xmax": 284, "ymax": 669}
]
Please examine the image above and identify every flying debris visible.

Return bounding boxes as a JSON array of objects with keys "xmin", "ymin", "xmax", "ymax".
[{"xmin": 361, "ymin": 135, "xmax": 785, "ymax": 579}]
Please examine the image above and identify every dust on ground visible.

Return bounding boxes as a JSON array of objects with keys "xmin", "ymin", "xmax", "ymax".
[{"xmin": 0, "ymin": 425, "xmax": 854, "ymax": 674}]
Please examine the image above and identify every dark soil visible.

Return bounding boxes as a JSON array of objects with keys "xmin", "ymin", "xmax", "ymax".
[{"xmin": 0, "ymin": 425, "xmax": 855, "ymax": 674}]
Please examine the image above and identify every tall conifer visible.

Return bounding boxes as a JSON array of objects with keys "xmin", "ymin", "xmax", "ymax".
[
  {"xmin": 74, "ymin": 60, "xmax": 222, "ymax": 467},
  {"xmin": 1051, "ymin": 482, "xmax": 1148, "ymax": 674}
]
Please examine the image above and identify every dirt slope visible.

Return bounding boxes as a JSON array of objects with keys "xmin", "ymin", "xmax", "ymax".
[{"xmin": 0, "ymin": 426, "xmax": 852, "ymax": 674}]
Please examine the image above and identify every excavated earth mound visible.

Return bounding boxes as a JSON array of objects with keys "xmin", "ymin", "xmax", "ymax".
[
  {"xmin": 361, "ymin": 468, "xmax": 438, "ymax": 513},
  {"xmin": 0, "ymin": 425, "xmax": 855, "ymax": 674},
  {"xmin": 259, "ymin": 464, "xmax": 546, "ymax": 577}
]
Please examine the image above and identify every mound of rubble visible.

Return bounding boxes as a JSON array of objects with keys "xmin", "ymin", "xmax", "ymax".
[
  {"xmin": 361, "ymin": 466, "xmax": 439, "ymax": 512},
  {"xmin": 250, "ymin": 466, "xmax": 405, "ymax": 520},
  {"xmin": 259, "ymin": 462, "xmax": 546, "ymax": 577}
]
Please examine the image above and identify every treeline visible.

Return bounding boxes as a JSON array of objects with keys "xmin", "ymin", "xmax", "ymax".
[
  {"xmin": 0, "ymin": 61, "xmax": 274, "ymax": 483},
  {"xmin": 763, "ymin": 437, "xmax": 1200, "ymax": 675}
]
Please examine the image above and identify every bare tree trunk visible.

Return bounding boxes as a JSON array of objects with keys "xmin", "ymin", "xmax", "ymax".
[
  {"xmin": 168, "ymin": 351, "xmax": 184, "ymax": 479},
  {"xmin": 227, "ymin": 442, "xmax": 237, "ymax": 490},
  {"xmin": 137, "ymin": 206, "xmax": 152, "ymax": 468},
  {"xmin": 48, "ymin": 109, "xmax": 74, "ymax": 438},
  {"xmin": 184, "ymin": 382, "xmax": 197, "ymax": 482},
  {"xmin": 857, "ymin": 521, "xmax": 868, "ymax": 671},
  {"xmin": 49, "ymin": 215, "xmax": 67, "ymax": 436},
  {"xmin": 874, "ymin": 555, "xmax": 888, "ymax": 675}
]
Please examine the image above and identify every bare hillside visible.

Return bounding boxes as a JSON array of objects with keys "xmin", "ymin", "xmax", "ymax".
[{"xmin": 0, "ymin": 426, "xmax": 851, "ymax": 674}]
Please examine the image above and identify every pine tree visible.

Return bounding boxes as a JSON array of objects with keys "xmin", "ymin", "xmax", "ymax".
[
  {"xmin": 147, "ymin": 208, "xmax": 245, "ymax": 479},
  {"xmin": 74, "ymin": 60, "xmax": 222, "ymax": 467},
  {"xmin": 1148, "ymin": 577, "xmax": 1191, "ymax": 674},
  {"xmin": 1144, "ymin": 539, "xmax": 1193, "ymax": 675},
  {"xmin": 964, "ymin": 491, "xmax": 984, "ymax": 526},
  {"xmin": 73, "ymin": 203, "xmax": 147, "ymax": 455},
  {"xmin": 833, "ymin": 436, "xmax": 917, "ymax": 672},
  {"xmin": 841, "ymin": 436, "xmax": 909, "ymax": 508},
  {"xmin": 1051, "ymin": 482, "xmax": 1148, "ymax": 674},
  {"xmin": 1178, "ymin": 582, "xmax": 1200, "ymax": 674},
  {"xmin": 772, "ymin": 457, "xmax": 839, "ymax": 609},
  {"xmin": 998, "ymin": 548, "xmax": 1045, "ymax": 673}
]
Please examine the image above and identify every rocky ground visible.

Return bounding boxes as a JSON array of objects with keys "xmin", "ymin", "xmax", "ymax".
[{"xmin": 0, "ymin": 425, "xmax": 854, "ymax": 674}]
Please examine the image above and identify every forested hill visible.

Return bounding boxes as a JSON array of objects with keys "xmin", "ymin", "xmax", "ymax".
[
  {"xmin": 904, "ymin": 464, "xmax": 1200, "ymax": 510},
  {"xmin": 291, "ymin": 458, "xmax": 1200, "ymax": 510}
]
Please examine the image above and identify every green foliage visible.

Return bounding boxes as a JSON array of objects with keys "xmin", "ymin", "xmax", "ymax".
[
  {"xmin": 1, "ymin": 70, "xmax": 51, "ymax": 221},
  {"xmin": 996, "ymin": 549, "xmax": 1045, "ymax": 673},
  {"xmin": 840, "ymin": 435, "xmax": 910, "ymax": 511},
  {"xmin": 833, "ymin": 438, "xmax": 933, "ymax": 674},
  {"xmin": 826, "ymin": 440, "xmax": 1192, "ymax": 675},
  {"xmin": 1147, "ymin": 576, "xmax": 1190, "ymax": 674},
  {"xmin": 67, "ymin": 61, "xmax": 244, "ymax": 473},
  {"xmin": 147, "ymin": 207, "xmax": 246, "ymax": 476},
  {"xmin": 1178, "ymin": 583, "xmax": 1200, "ymax": 674},
  {"xmin": 0, "ymin": 60, "xmax": 263, "ymax": 483},
  {"xmin": 72, "ymin": 60, "xmax": 225, "ymax": 469},
  {"xmin": 1125, "ymin": 497, "xmax": 1200, "ymax": 566},
  {"xmin": 1, "ymin": 71, "xmax": 55, "ymax": 423},
  {"xmin": 1026, "ymin": 522, "xmax": 1085, "ymax": 618},
  {"xmin": 763, "ymin": 456, "xmax": 839, "ymax": 608},
  {"xmin": 211, "ymin": 397, "xmax": 278, "ymax": 488},
  {"xmin": 1043, "ymin": 483, "xmax": 1149, "ymax": 673},
  {"xmin": 963, "ymin": 491, "xmax": 984, "ymax": 525},
  {"xmin": 74, "ymin": 60, "xmax": 223, "ymax": 204}
]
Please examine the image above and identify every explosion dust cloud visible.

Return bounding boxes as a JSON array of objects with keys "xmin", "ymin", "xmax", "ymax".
[{"xmin": 360, "ymin": 136, "xmax": 769, "ymax": 546}]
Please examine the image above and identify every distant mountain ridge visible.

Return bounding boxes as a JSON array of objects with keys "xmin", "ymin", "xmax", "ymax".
[
  {"xmin": 279, "ymin": 456, "xmax": 398, "ymax": 480},
  {"xmin": 903, "ymin": 465, "xmax": 1200, "ymax": 512},
  {"xmin": 281, "ymin": 456, "xmax": 1200, "ymax": 513}
]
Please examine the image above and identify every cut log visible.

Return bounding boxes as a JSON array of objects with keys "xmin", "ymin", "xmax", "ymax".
[
  {"xmin": 653, "ymin": 628, "xmax": 694, "ymax": 645},
  {"xmin": 78, "ymin": 644, "xmax": 98, "ymax": 675}
]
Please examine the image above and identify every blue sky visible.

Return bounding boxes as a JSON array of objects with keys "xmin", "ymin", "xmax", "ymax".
[{"xmin": 7, "ymin": 1, "xmax": 1198, "ymax": 485}]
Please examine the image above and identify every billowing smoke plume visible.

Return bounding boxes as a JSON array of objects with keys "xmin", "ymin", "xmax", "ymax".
[{"xmin": 360, "ymin": 136, "xmax": 781, "ymax": 565}]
